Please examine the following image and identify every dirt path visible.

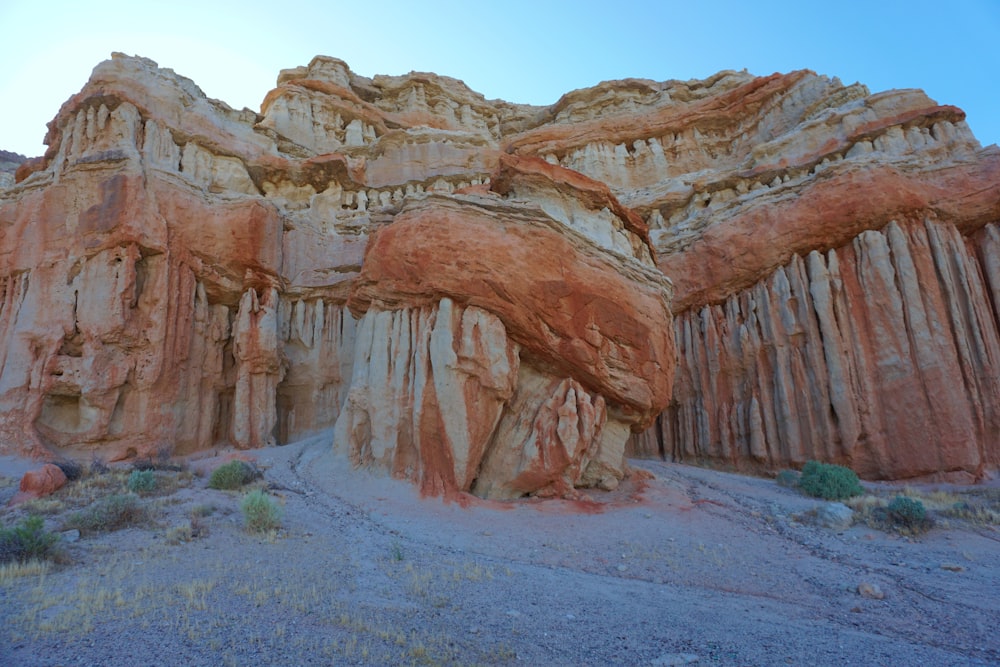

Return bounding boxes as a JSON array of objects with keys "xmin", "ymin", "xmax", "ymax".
[{"xmin": 2, "ymin": 435, "xmax": 998, "ymax": 666}]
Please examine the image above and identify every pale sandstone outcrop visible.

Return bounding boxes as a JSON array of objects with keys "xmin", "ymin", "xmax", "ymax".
[
  {"xmin": 333, "ymin": 299, "xmax": 520, "ymax": 497},
  {"xmin": 1, "ymin": 52, "xmax": 997, "ymax": 489}
]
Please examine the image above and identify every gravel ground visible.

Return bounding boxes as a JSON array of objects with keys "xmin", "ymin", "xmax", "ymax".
[{"xmin": 1, "ymin": 433, "xmax": 999, "ymax": 666}]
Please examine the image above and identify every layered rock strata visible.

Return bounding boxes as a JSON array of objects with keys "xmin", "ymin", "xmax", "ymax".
[
  {"xmin": 1, "ymin": 52, "xmax": 997, "ymax": 488},
  {"xmin": 580, "ymin": 74, "xmax": 999, "ymax": 480},
  {"xmin": 0, "ymin": 54, "xmax": 673, "ymax": 497}
]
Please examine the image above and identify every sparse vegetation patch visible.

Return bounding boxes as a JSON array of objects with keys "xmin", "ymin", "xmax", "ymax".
[
  {"xmin": 240, "ymin": 490, "xmax": 281, "ymax": 533},
  {"xmin": 0, "ymin": 516, "xmax": 60, "ymax": 564},
  {"xmin": 208, "ymin": 460, "xmax": 258, "ymax": 490},
  {"xmin": 798, "ymin": 461, "xmax": 864, "ymax": 500},
  {"xmin": 66, "ymin": 493, "xmax": 149, "ymax": 534}
]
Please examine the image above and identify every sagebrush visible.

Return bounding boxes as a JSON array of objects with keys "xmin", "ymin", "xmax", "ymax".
[
  {"xmin": 798, "ymin": 461, "xmax": 864, "ymax": 500},
  {"xmin": 127, "ymin": 469, "xmax": 156, "ymax": 494},
  {"xmin": 66, "ymin": 493, "xmax": 149, "ymax": 534},
  {"xmin": 208, "ymin": 460, "xmax": 258, "ymax": 490},
  {"xmin": 0, "ymin": 516, "xmax": 60, "ymax": 564},
  {"xmin": 887, "ymin": 496, "xmax": 930, "ymax": 531}
]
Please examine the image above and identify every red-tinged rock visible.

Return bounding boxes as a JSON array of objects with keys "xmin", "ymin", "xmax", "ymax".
[
  {"xmin": 10, "ymin": 464, "xmax": 67, "ymax": 505},
  {"xmin": 346, "ymin": 195, "xmax": 675, "ymax": 424},
  {"xmin": 2, "ymin": 50, "xmax": 998, "ymax": 496},
  {"xmin": 491, "ymin": 153, "xmax": 652, "ymax": 252},
  {"xmin": 658, "ymin": 152, "xmax": 1000, "ymax": 312}
]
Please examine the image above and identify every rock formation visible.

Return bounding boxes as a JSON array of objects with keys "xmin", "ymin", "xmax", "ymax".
[
  {"xmin": 0, "ymin": 150, "xmax": 26, "ymax": 190},
  {"xmin": 0, "ymin": 54, "xmax": 673, "ymax": 498},
  {"xmin": 0, "ymin": 53, "xmax": 997, "ymax": 491},
  {"xmin": 607, "ymin": 74, "xmax": 1000, "ymax": 482},
  {"xmin": 9, "ymin": 463, "xmax": 67, "ymax": 505}
]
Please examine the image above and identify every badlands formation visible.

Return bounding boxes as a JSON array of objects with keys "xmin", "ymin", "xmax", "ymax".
[{"xmin": 0, "ymin": 54, "xmax": 997, "ymax": 496}]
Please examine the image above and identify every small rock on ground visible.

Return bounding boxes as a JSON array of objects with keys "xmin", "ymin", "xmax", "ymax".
[
  {"xmin": 857, "ymin": 582, "xmax": 885, "ymax": 600},
  {"xmin": 815, "ymin": 502, "xmax": 854, "ymax": 530}
]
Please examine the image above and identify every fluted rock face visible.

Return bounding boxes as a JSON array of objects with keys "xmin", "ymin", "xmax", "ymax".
[
  {"xmin": 2, "ymin": 52, "xmax": 997, "ymax": 487},
  {"xmin": 568, "ymin": 72, "xmax": 999, "ymax": 480},
  {"xmin": 334, "ymin": 299, "xmax": 520, "ymax": 497},
  {"xmin": 0, "ymin": 54, "xmax": 673, "ymax": 497},
  {"xmin": 642, "ymin": 219, "xmax": 1000, "ymax": 480}
]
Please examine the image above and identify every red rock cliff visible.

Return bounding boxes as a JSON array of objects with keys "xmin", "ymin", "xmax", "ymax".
[
  {"xmin": 0, "ymin": 54, "xmax": 672, "ymax": 498},
  {"xmin": 1, "ymin": 54, "xmax": 997, "ymax": 488}
]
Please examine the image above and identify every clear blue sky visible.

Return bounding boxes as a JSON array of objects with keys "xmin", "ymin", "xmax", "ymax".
[{"xmin": 1, "ymin": 0, "xmax": 997, "ymax": 157}]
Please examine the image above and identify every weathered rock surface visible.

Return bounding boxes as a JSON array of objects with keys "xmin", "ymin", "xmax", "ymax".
[
  {"xmin": 0, "ymin": 150, "xmax": 26, "ymax": 190},
  {"xmin": 587, "ymin": 71, "xmax": 999, "ymax": 481},
  {"xmin": 9, "ymin": 463, "xmax": 67, "ymax": 505},
  {"xmin": 643, "ymin": 220, "xmax": 1000, "ymax": 480},
  {"xmin": 0, "ymin": 52, "xmax": 997, "ymax": 490},
  {"xmin": 0, "ymin": 54, "xmax": 672, "ymax": 497}
]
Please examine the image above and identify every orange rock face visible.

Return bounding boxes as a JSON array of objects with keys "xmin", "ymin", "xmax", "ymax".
[
  {"xmin": 347, "ymin": 196, "xmax": 673, "ymax": 422},
  {"xmin": 0, "ymin": 52, "xmax": 997, "ymax": 490},
  {"xmin": 10, "ymin": 464, "xmax": 68, "ymax": 505},
  {"xmin": 0, "ymin": 54, "xmax": 673, "ymax": 497}
]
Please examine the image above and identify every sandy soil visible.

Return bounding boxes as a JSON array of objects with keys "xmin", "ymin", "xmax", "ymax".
[{"xmin": 1, "ymin": 433, "xmax": 998, "ymax": 666}]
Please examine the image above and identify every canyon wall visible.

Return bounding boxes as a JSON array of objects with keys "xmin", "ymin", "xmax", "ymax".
[
  {"xmin": 0, "ymin": 54, "xmax": 672, "ymax": 497},
  {"xmin": 1, "ymin": 53, "xmax": 997, "ymax": 489}
]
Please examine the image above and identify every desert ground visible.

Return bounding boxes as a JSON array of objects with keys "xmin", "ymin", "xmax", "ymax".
[{"xmin": 1, "ymin": 434, "xmax": 999, "ymax": 666}]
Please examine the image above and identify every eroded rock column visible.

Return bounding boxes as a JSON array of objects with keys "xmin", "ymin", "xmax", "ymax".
[
  {"xmin": 645, "ymin": 218, "xmax": 1000, "ymax": 480},
  {"xmin": 232, "ymin": 287, "xmax": 283, "ymax": 448}
]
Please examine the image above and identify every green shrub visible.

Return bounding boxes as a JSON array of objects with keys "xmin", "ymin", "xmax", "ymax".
[
  {"xmin": 888, "ymin": 496, "xmax": 928, "ymax": 529},
  {"xmin": 798, "ymin": 461, "xmax": 864, "ymax": 500},
  {"xmin": 208, "ymin": 460, "xmax": 258, "ymax": 490},
  {"xmin": 0, "ymin": 516, "xmax": 60, "ymax": 564},
  {"xmin": 127, "ymin": 469, "xmax": 156, "ymax": 494},
  {"xmin": 66, "ymin": 493, "xmax": 148, "ymax": 534},
  {"xmin": 240, "ymin": 490, "xmax": 281, "ymax": 533}
]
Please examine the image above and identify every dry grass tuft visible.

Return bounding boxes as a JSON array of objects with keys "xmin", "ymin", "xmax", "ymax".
[{"xmin": 0, "ymin": 559, "xmax": 51, "ymax": 583}]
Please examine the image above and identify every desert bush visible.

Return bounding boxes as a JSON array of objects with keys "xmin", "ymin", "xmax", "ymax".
[
  {"xmin": 887, "ymin": 496, "xmax": 929, "ymax": 530},
  {"xmin": 66, "ymin": 493, "xmax": 148, "ymax": 534},
  {"xmin": 127, "ymin": 469, "xmax": 156, "ymax": 494},
  {"xmin": 0, "ymin": 516, "xmax": 60, "ymax": 564},
  {"xmin": 798, "ymin": 461, "xmax": 864, "ymax": 500},
  {"xmin": 241, "ymin": 490, "xmax": 281, "ymax": 533},
  {"xmin": 208, "ymin": 460, "xmax": 258, "ymax": 490}
]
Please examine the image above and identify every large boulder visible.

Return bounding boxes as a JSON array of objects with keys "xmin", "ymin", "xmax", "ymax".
[{"xmin": 9, "ymin": 464, "xmax": 68, "ymax": 505}]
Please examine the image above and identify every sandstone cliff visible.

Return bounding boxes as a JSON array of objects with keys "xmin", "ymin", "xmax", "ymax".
[
  {"xmin": 0, "ymin": 55, "xmax": 673, "ymax": 498},
  {"xmin": 1, "ymin": 53, "xmax": 997, "ymax": 491}
]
